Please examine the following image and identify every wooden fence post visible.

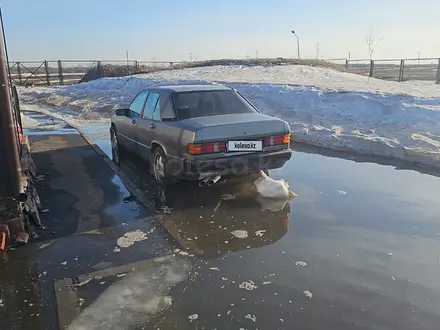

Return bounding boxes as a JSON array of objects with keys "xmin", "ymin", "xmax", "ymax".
[
  {"xmin": 369, "ymin": 60, "xmax": 374, "ymax": 77},
  {"xmin": 398, "ymin": 59, "xmax": 405, "ymax": 82},
  {"xmin": 16, "ymin": 62, "xmax": 22, "ymax": 85},
  {"xmin": 44, "ymin": 60, "xmax": 51, "ymax": 86},
  {"xmin": 57, "ymin": 60, "xmax": 63, "ymax": 85},
  {"xmin": 436, "ymin": 59, "xmax": 440, "ymax": 84}
]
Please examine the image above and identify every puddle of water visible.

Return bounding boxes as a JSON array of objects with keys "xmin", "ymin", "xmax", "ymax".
[
  {"xmin": 103, "ymin": 175, "xmax": 143, "ymax": 224},
  {"xmin": 153, "ymin": 178, "xmax": 291, "ymax": 257},
  {"xmin": 77, "ymin": 123, "xmax": 111, "ymax": 158},
  {"xmin": 22, "ymin": 111, "xmax": 78, "ymax": 135},
  {"xmin": 13, "ymin": 116, "xmax": 440, "ymax": 330},
  {"xmin": 144, "ymin": 149, "xmax": 440, "ymax": 329}
]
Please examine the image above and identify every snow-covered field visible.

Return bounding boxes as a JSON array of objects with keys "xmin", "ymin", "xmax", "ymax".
[{"xmin": 18, "ymin": 65, "xmax": 440, "ymax": 170}]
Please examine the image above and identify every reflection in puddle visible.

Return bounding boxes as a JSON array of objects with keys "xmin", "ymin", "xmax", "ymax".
[
  {"xmin": 21, "ymin": 111, "xmax": 76, "ymax": 135},
  {"xmin": 154, "ymin": 175, "xmax": 294, "ymax": 257}
]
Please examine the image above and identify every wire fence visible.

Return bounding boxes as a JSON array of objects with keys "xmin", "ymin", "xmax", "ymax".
[
  {"xmin": 8, "ymin": 57, "xmax": 440, "ymax": 86},
  {"xmin": 325, "ymin": 57, "xmax": 440, "ymax": 83},
  {"xmin": 8, "ymin": 60, "xmax": 181, "ymax": 86}
]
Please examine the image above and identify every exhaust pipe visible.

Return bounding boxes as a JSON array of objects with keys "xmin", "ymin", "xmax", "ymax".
[
  {"xmin": 206, "ymin": 175, "xmax": 221, "ymax": 186},
  {"xmin": 198, "ymin": 175, "xmax": 211, "ymax": 187},
  {"xmin": 198, "ymin": 174, "xmax": 221, "ymax": 187}
]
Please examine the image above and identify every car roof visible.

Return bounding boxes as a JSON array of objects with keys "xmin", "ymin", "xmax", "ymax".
[{"xmin": 148, "ymin": 84, "xmax": 233, "ymax": 93}]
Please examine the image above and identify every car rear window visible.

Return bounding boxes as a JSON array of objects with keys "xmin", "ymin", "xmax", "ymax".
[{"xmin": 172, "ymin": 90, "xmax": 258, "ymax": 119}]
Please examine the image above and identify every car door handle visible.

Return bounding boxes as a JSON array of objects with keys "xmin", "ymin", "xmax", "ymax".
[{"xmin": 150, "ymin": 123, "xmax": 156, "ymax": 129}]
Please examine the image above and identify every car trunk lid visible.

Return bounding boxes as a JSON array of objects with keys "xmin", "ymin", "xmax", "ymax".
[{"xmin": 183, "ymin": 113, "xmax": 286, "ymax": 142}]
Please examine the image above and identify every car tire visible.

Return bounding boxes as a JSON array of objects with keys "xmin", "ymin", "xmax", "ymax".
[
  {"xmin": 151, "ymin": 147, "xmax": 173, "ymax": 186},
  {"xmin": 110, "ymin": 127, "xmax": 120, "ymax": 165}
]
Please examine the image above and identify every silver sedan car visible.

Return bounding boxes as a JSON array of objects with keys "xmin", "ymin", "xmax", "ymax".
[{"xmin": 110, "ymin": 85, "xmax": 292, "ymax": 186}]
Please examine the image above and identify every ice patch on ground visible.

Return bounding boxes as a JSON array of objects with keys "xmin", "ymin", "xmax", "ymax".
[
  {"xmin": 231, "ymin": 230, "xmax": 248, "ymax": 239},
  {"xmin": 303, "ymin": 290, "xmax": 313, "ymax": 299},
  {"xmin": 17, "ymin": 64, "xmax": 440, "ymax": 169},
  {"xmin": 21, "ymin": 113, "xmax": 39, "ymax": 129},
  {"xmin": 245, "ymin": 314, "xmax": 257, "ymax": 322},
  {"xmin": 238, "ymin": 280, "xmax": 258, "ymax": 291},
  {"xmin": 254, "ymin": 171, "xmax": 296, "ymax": 199},
  {"xmin": 66, "ymin": 258, "xmax": 189, "ymax": 330},
  {"xmin": 255, "ymin": 230, "xmax": 266, "ymax": 237},
  {"xmin": 116, "ymin": 230, "xmax": 148, "ymax": 248}
]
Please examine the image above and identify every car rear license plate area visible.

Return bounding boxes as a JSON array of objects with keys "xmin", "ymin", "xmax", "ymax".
[{"xmin": 227, "ymin": 140, "xmax": 263, "ymax": 152}]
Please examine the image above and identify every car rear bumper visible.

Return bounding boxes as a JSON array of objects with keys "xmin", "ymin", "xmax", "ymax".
[{"xmin": 173, "ymin": 149, "xmax": 292, "ymax": 179}]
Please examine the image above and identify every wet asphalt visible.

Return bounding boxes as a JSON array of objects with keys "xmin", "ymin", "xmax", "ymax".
[{"xmin": 1, "ymin": 111, "xmax": 440, "ymax": 330}]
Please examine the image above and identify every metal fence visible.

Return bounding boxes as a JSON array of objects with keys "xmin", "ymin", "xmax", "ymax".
[
  {"xmin": 8, "ymin": 57, "xmax": 440, "ymax": 86},
  {"xmin": 8, "ymin": 60, "xmax": 180, "ymax": 86},
  {"xmin": 326, "ymin": 57, "xmax": 440, "ymax": 83}
]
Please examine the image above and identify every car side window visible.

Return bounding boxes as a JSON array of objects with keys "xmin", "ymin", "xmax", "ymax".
[
  {"xmin": 160, "ymin": 92, "xmax": 176, "ymax": 120},
  {"xmin": 129, "ymin": 91, "xmax": 148, "ymax": 118},
  {"xmin": 143, "ymin": 92, "xmax": 159, "ymax": 120}
]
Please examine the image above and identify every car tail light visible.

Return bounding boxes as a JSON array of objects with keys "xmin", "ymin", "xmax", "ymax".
[
  {"xmin": 263, "ymin": 133, "xmax": 290, "ymax": 147},
  {"xmin": 187, "ymin": 142, "xmax": 226, "ymax": 155}
]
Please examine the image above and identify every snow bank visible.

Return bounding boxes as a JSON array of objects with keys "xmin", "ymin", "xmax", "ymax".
[
  {"xmin": 18, "ymin": 65, "xmax": 440, "ymax": 169},
  {"xmin": 254, "ymin": 171, "xmax": 296, "ymax": 199},
  {"xmin": 21, "ymin": 113, "xmax": 39, "ymax": 129}
]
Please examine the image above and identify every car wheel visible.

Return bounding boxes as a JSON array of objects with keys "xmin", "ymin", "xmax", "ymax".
[
  {"xmin": 152, "ymin": 147, "xmax": 172, "ymax": 186},
  {"xmin": 110, "ymin": 127, "xmax": 120, "ymax": 165}
]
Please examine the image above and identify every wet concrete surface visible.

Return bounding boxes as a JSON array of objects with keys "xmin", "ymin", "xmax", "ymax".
[
  {"xmin": 0, "ymin": 113, "xmax": 176, "ymax": 330},
  {"xmin": 2, "ymin": 111, "xmax": 440, "ymax": 329}
]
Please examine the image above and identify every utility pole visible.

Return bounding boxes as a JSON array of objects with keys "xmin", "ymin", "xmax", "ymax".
[
  {"xmin": 125, "ymin": 49, "xmax": 129, "ymax": 66},
  {"xmin": 189, "ymin": 52, "xmax": 193, "ymax": 62},
  {"xmin": 256, "ymin": 49, "xmax": 259, "ymax": 59},
  {"xmin": 315, "ymin": 42, "xmax": 320, "ymax": 59},
  {"xmin": 348, "ymin": 51, "xmax": 351, "ymax": 60},
  {"xmin": 418, "ymin": 51, "xmax": 420, "ymax": 66}
]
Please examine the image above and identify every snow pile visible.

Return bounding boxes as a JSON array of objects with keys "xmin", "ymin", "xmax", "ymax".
[
  {"xmin": 18, "ymin": 65, "xmax": 440, "ymax": 169},
  {"xmin": 21, "ymin": 113, "xmax": 39, "ymax": 129},
  {"xmin": 254, "ymin": 171, "xmax": 296, "ymax": 200}
]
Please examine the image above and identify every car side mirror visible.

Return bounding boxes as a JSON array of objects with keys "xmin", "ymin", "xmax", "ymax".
[{"xmin": 115, "ymin": 108, "xmax": 129, "ymax": 116}]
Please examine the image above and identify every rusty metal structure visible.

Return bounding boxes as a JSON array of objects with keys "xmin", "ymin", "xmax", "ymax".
[
  {"xmin": 0, "ymin": 37, "xmax": 21, "ymax": 198},
  {"xmin": 0, "ymin": 10, "xmax": 40, "ymax": 249}
]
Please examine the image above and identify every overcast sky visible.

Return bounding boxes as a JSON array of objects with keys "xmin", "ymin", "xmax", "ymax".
[{"xmin": 3, "ymin": 0, "xmax": 440, "ymax": 61}]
